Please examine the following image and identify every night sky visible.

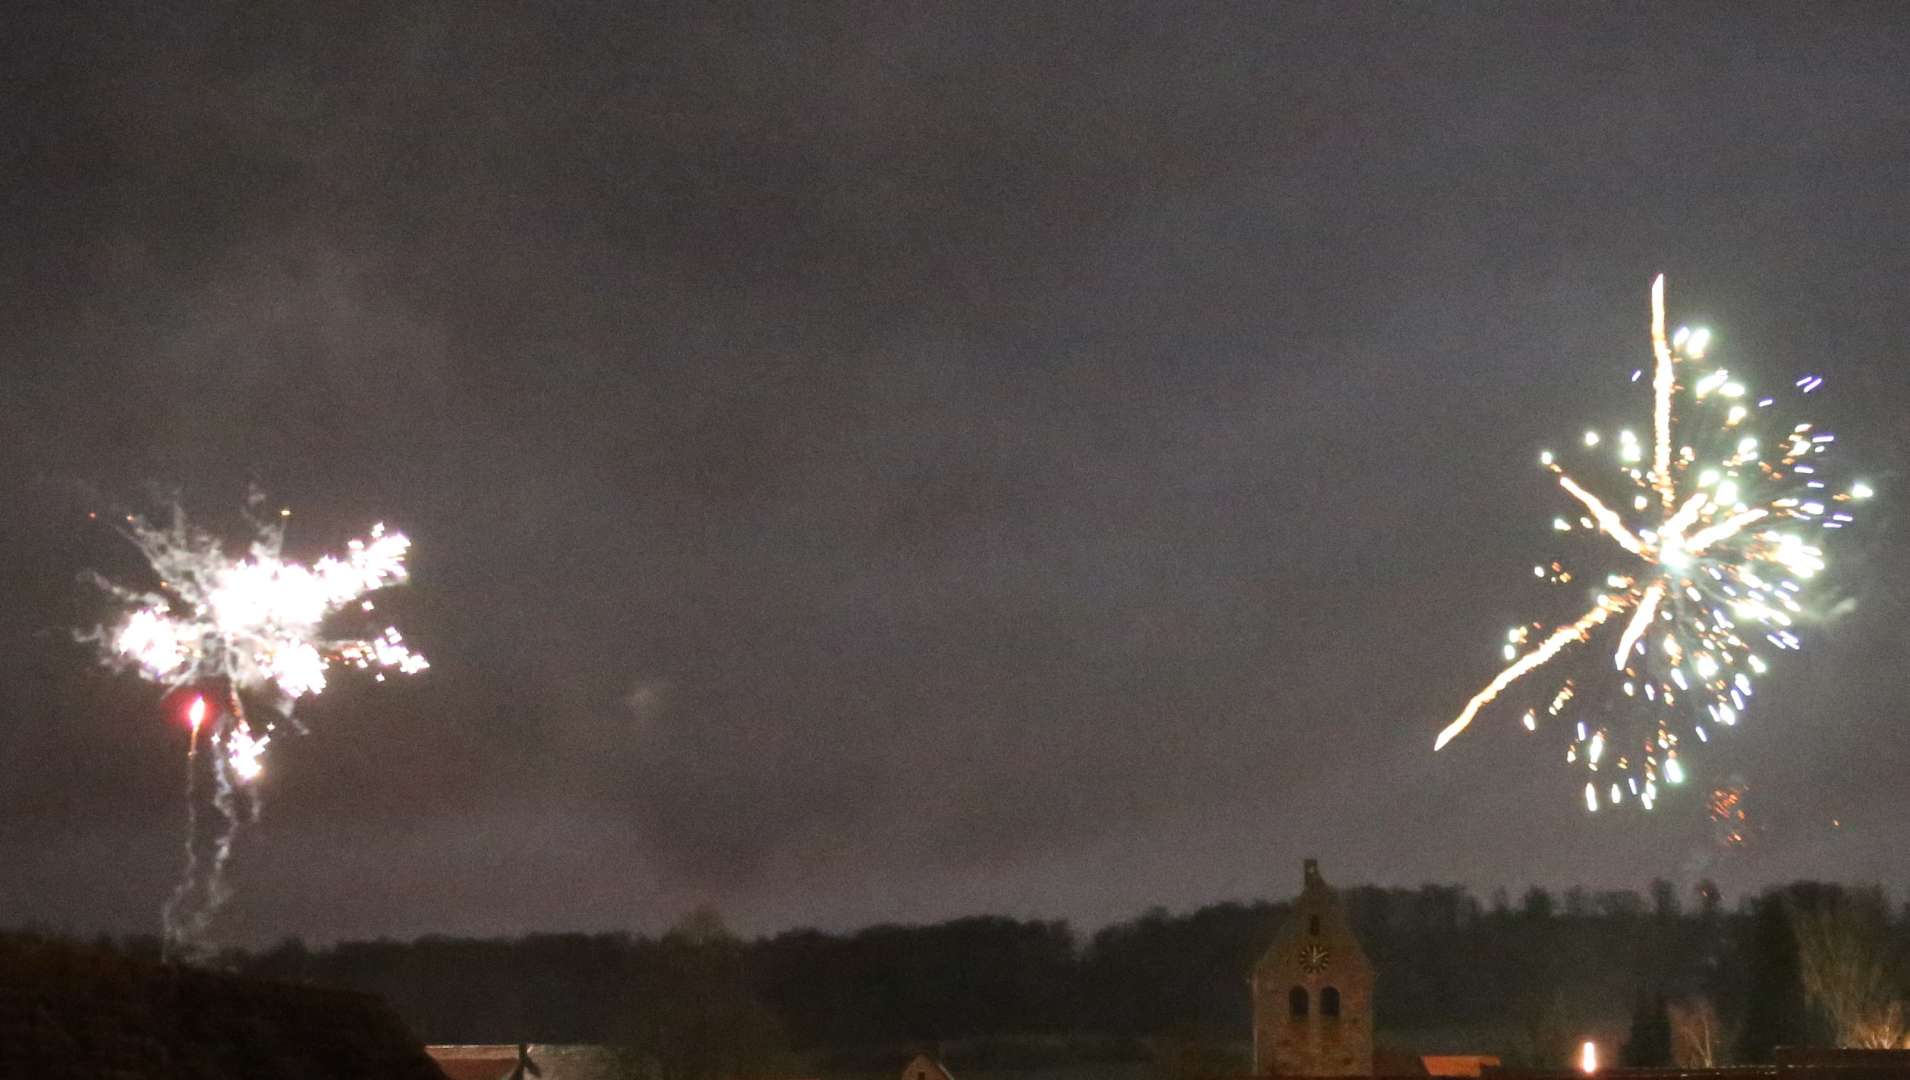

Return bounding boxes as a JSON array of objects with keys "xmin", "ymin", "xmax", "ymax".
[{"xmin": 4, "ymin": 5, "xmax": 1908, "ymax": 945}]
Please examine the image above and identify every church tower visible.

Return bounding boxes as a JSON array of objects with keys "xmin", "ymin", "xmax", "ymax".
[{"xmin": 1252, "ymin": 859, "xmax": 1374, "ymax": 1076}]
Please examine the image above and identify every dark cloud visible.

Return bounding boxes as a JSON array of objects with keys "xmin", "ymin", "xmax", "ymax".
[{"xmin": 3, "ymin": 3, "xmax": 1908, "ymax": 943}]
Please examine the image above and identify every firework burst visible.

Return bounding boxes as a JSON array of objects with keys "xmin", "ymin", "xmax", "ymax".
[
  {"xmin": 1435, "ymin": 277, "xmax": 1869, "ymax": 810},
  {"xmin": 83, "ymin": 500, "xmax": 428, "ymax": 955}
]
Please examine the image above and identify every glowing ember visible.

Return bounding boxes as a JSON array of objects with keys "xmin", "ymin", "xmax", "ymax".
[{"xmin": 1710, "ymin": 783, "xmax": 1750, "ymax": 848}]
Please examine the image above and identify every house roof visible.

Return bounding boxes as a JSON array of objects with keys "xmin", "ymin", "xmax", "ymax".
[
  {"xmin": 1423, "ymin": 1054, "xmax": 1502, "ymax": 1077},
  {"xmin": 902, "ymin": 1052, "xmax": 956, "ymax": 1080},
  {"xmin": 431, "ymin": 1054, "xmax": 515, "ymax": 1080},
  {"xmin": 427, "ymin": 1043, "xmax": 619, "ymax": 1080}
]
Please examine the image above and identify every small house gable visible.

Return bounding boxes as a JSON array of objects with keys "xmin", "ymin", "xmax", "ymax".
[{"xmin": 902, "ymin": 1053, "xmax": 955, "ymax": 1080}]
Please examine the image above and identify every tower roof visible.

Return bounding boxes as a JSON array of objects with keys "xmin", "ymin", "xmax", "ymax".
[{"xmin": 1254, "ymin": 857, "xmax": 1373, "ymax": 976}]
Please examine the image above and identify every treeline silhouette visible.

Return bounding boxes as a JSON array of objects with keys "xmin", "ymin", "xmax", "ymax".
[{"xmin": 53, "ymin": 880, "xmax": 1910, "ymax": 1069}]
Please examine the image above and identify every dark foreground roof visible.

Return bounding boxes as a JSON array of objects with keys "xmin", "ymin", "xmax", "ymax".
[
  {"xmin": 1220, "ymin": 1055, "xmax": 1910, "ymax": 1080},
  {"xmin": 1485, "ymin": 1051, "xmax": 1910, "ymax": 1080},
  {"xmin": 0, "ymin": 935, "xmax": 446, "ymax": 1080}
]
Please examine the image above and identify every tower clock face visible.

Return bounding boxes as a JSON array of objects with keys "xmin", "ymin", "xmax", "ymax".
[{"xmin": 1299, "ymin": 943, "xmax": 1330, "ymax": 974}]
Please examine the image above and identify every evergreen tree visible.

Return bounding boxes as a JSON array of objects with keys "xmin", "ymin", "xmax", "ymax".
[
  {"xmin": 1623, "ymin": 992, "xmax": 1672, "ymax": 1066},
  {"xmin": 1737, "ymin": 892, "xmax": 1808, "ymax": 1061}
]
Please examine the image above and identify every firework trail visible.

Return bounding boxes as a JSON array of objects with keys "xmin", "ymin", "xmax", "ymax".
[
  {"xmin": 1435, "ymin": 277, "xmax": 1870, "ymax": 810},
  {"xmin": 83, "ymin": 501, "xmax": 428, "ymax": 957},
  {"xmin": 159, "ymin": 695, "xmax": 206, "ymax": 948}
]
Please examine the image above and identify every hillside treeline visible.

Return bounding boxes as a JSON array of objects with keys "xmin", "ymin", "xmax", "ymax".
[{"xmin": 59, "ymin": 880, "xmax": 1910, "ymax": 1068}]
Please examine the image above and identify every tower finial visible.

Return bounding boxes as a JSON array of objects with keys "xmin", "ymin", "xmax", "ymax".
[{"xmin": 1304, "ymin": 858, "xmax": 1320, "ymax": 883}]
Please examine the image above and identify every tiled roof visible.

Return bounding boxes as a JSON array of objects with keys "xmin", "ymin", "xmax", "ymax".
[
  {"xmin": 902, "ymin": 1054, "xmax": 956, "ymax": 1080},
  {"xmin": 427, "ymin": 1043, "xmax": 621, "ymax": 1080},
  {"xmin": 1423, "ymin": 1054, "xmax": 1502, "ymax": 1077},
  {"xmin": 432, "ymin": 1056, "xmax": 512, "ymax": 1080}
]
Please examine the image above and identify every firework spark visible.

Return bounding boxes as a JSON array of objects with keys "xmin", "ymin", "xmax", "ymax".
[
  {"xmin": 84, "ymin": 502, "xmax": 428, "ymax": 955},
  {"xmin": 1435, "ymin": 277, "xmax": 1868, "ymax": 809},
  {"xmin": 1709, "ymin": 783, "xmax": 1750, "ymax": 848}
]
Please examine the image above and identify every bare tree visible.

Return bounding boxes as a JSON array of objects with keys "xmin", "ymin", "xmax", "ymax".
[
  {"xmin": 1667, "ymin": 997, "xmax": 1730, "ymax": 1067},
  {"xmin": 1792, "ymin": 895, "xmax": 1909, "ymax": 1049}
]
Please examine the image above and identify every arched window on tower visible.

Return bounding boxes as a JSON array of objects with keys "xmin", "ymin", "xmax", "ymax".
[
  {"xmin": 1289, "ymin": 986, "xmax": 1309, "ymax": 1018},
  {"xmin": 1308, "ymin": 915, "xmax": 1320, "ymax": 935},
  {"xmin": 1321, "ymin": 986, "xmax": 1341, "ymax": 1018}
]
